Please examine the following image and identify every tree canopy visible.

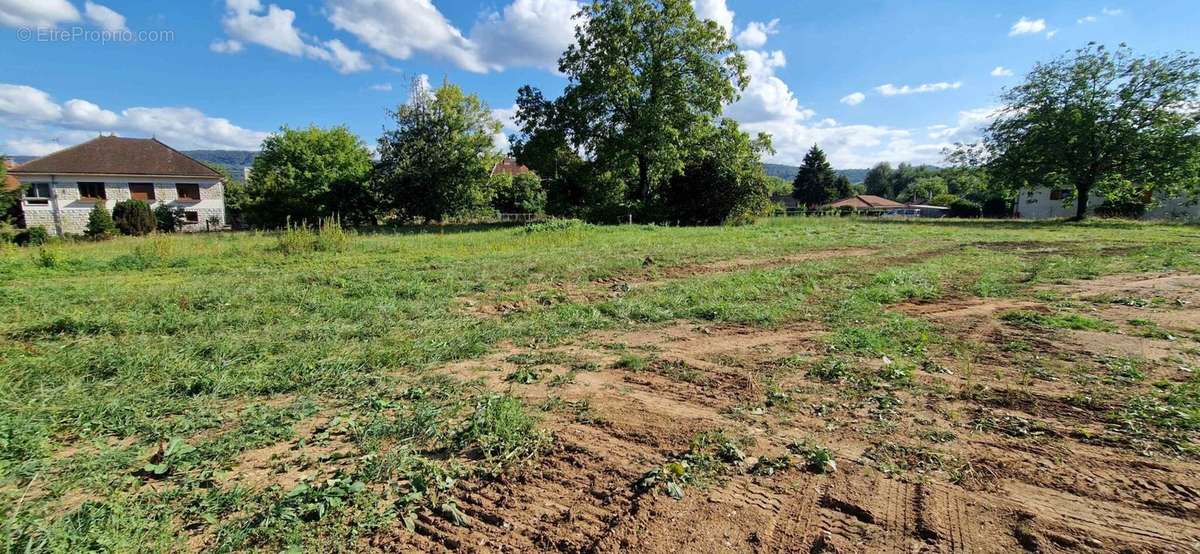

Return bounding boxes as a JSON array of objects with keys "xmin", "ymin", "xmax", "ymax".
[
  {"xmin": 958, "ymin": 43, "xmax": 1200, "ymax": 219},
  {"xmin": 244, "ymin": 126, "xmax": 374, "ymax": 227},
  {"xmin": 792, "ymin": 145, "xmax": 849, "ymax": 207},
  {"xmin": 374, "ymin": 79, "xmax": 502, "ymax": 222},
  {"xmin": 513, "ymin": 0, "xmax": 751, "ymax": 220}
]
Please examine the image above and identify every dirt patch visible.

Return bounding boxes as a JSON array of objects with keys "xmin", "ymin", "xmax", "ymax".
[{"xmin": 371, "ymin": 272, "xmax": 1200, "ymax": 552}]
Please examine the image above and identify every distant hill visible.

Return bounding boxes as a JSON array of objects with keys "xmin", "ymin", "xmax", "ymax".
[
  {"xmin": 763, "ymin": 163, "xmax": 868, "ymax": 184},
  {"xmin": 183, "ymin": 150, "xmax": 259, "ymax": 181}
]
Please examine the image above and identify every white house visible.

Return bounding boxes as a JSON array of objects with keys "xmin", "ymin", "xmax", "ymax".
[
  {"xmin": 11, "ymin": 136, "xmax": 227, "ymax": 236},
  {"xmin": 1015, "ymin": 187, "xmax": 1200, "ymax": 221}
]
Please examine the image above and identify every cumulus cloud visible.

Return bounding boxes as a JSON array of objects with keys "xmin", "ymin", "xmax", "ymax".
[
  {"xmin": 326, "ymin": 0, "xmax": 579, "ymax": 74},
  {"xmin": 470, "ymin": 0, "xmax": 580, "ymax": 71},
  {"xmin": 735, "ymin": 18, "xmax": 778, "ymax": 48},
  {"xmin": 875, "ymin": 82, "xmax": 962, "ymax": 96},
  {"xmin": 327, "ymin": 0, "xmax": 489, "ymax": 72},
  {"xmin": 840, "ymin": 92, "xmax": 866, "ymax": 106},
  {"xmin": 692, "ymin": 0, "xmax": 734, "ymax": 38},
  {"xmin": 1009, "ymin": 17, "xmax": 1047, "ymax": 36},
  {"xmin": 0, "ymin": 82, "xmax": 269, "ymax": 153},
  {"xmin": 726, "ymin": 50, "xmax": 814, "ymax": 124},
  {"xmin": 491, "ymin": 104, "xmax": 519, "ymax": 152},
  {"xmin": 990, "ymin": 66, "xmax": 1013, "ymax": 77},
  {"xmin": 215, "ymin": 0, "xmax": 370, "ymax": 73},
  {"xmin": 0, "ymin": 0, "xmax": 80, "ymax": 28},
  {"xmin": 83, "ymin": 1, "xmax": 125, "ymax": 32},
  {"xmin": 0, "ymin": 84, "xmax": 63, "ymax": 124}
]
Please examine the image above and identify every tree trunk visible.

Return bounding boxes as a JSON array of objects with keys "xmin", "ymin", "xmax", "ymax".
[
  {"xmin": 637, "ymin": 154, "xmax": 650, "ymax": 202},
  {"xmin": 1072, "ymin": 183, "xmax": 1092, "ymax": 221}
]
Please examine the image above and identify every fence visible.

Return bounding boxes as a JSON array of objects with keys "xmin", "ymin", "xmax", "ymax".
[{"xmin": 497, "ymin": 213, "xmax": 547, "ymax": 223}]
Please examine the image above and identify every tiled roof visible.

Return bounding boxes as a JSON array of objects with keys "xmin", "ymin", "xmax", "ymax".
[
  {"xmin": 10, "ymin": 136, "xmax": 221, "ymax": 178},
  {"xmin": 491, "ymin": 157, "xmax": 533, "ymax": 177},
  {"xmin": 826, "ymin": 195, "xmax": 907, "ymax": 209}
]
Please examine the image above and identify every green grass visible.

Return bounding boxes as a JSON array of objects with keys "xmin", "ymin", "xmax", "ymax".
[{"xmin": 0, "ymin": 217, "xmax": 1197, "ymax": 550}]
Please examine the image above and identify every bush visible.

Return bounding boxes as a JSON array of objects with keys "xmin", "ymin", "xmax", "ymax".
[
  {"xmin": 494, "ymin": 172, "xmax": 547, "ymax": 214},
  {"xmin": 522, "ymin": 218, "xmax": 587, "ymax": 234},
  {"xmin": 84, "ymin": 204, "xmax": 117, "ymax": 240},
  {"xmin": 15, "ymin": 226, "xmax": 49, "ymax": 246},
  {"xmin": 154, "ymin": 205, "xmax": 185, "ymax": 233},
  {"xmin": 948, "ymin": 198, "xmax": 983, "ymax": 218},
  {"xmin": 112, "ymin": 200, "xmax": 156, "ymax": 236},
  {"xmin": 1095, "ymin": 198, "xmax": 1148, "ymax": 219},
  {"xmin": 275, "ymin": 217, "xmax": 350, "ymax": 255},
  {"xmin": 930, "ymin": 193, "xmax": 959, "ymax": 207}
]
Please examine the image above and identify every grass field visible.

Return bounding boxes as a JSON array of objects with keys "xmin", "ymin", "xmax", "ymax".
[{"xmin": 1, "ymin": 217, "xmax": 1199, "ymax": 552}]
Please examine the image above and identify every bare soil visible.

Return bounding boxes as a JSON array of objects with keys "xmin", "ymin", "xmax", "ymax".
[{"xmin": 376, "ymin": 271, "xmax": 1200, "ymax": 552}]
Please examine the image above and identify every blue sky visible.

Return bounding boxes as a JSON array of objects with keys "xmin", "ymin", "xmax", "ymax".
[{"xmin": 1, "ymin": 0, "xmax": 1198, "ymax": 168}]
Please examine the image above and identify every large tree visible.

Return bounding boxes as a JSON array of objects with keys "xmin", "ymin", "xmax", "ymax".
[
  {"xmin": 519, "ymin": 0, "xmax": 747, "ymax": 209},
  {"xmin": 375, "ymin": 78, "xmax": 502, "ymax": 222},
  {"xmin": 244, "ymin": 126, "xmax": 374, "ymax": 227},
  {"xmin": 659, "ymin": 119, "xmax": 774, "ymax": 224},
  {"xmin": 963, "ymin": 43, "xmax": 1200, "ymax": 219},
  {"xmin": 792, "ymin": 145, "xmax": 846, "ymax": 207},
  {"xmin": 863, "ymin": 162, "xmax": 894, "ymax": 198}
]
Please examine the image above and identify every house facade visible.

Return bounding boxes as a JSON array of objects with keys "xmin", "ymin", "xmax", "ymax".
[
  {"xmin": 10, "ymin": 136, "xmax": 226, "ymax": 236},
  {"xmin": 1015, "ymin": 187, "xmax": 1200, "ymax": 221}
]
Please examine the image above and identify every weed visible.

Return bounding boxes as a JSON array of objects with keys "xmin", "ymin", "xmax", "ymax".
[
  {"xmin": 788, "ymin": 440, "xmax": 837, "ymax": 473},
  {"xmin": 613, "ymin": 353, "xmax": 650, "ymax": 371},
  {"xmin": 1000, "ymin": 309, "xmax": 1115, "ymax": 331}
]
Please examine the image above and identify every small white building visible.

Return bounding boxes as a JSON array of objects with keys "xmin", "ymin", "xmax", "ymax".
[
  {"xmin": 11, "ymin": 136, "xmax": 227, "ymax": 236},
  {"xmin": 1016, "ymin": 187, "xmax": 1200, "ymax": 221}
]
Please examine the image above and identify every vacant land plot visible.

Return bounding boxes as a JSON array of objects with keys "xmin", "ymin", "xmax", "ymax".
[{"xmin": 1, "ymin": 218, "xmax": 1198, "ymax": 552}]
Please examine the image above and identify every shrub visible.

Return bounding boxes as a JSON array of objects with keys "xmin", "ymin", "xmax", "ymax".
[
  {"xmin": 494, "ymin": 172, "xmax": 547, "ymax": 214},
  {"xmin": 84, "ymin": 203, "xmax": 117, "ymax": 240},
  {"xmin": 949, "ymin": 198, "xmax": 983, "ymax": 218},
  {"xmin": 15, "ymin": 226, "xmax": 49, "ymax": 246},
  {"xmin": 522, "ymin": 218, "xmax": 587, "ymax": 234},
  {"xmin": 275, "ymin": 216, "xmax": 350, "ymax": 254},
  {"xmin": 930, "ymin": 193, "xmax": 959, "ymax": 207},
  {"xmin": 113, "ymin": 200, "xmax": 156, "ymax": 236},
  {"xmin": 154, "ymin": 205, "xmax": 185, "ymax": 233}
]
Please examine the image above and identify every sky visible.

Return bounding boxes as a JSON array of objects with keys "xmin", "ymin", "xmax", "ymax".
[{"xmin": 1, "ymin": 0, "xmax": 1198, "ymax": 168}]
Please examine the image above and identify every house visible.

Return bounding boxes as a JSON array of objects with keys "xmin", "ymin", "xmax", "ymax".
[
  {"xmin": 10, "ymin": 136, "xmax": 227, "ymax": 236},
  {"xmin": 491, "ymin": 157, "xmax": 533, "ymax": 178},
  {"xmin": 1015, "ymin": 187, "xmax": 1200, "ymax": 221},
  {"xmin": 825, "ymin": 195, "xmax": 906, "ymax": 211}
]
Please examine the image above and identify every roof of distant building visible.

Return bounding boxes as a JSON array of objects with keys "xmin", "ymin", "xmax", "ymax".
[{"xmin": 10, "ymin": 136, "xmax": 222, "ymax": 178}]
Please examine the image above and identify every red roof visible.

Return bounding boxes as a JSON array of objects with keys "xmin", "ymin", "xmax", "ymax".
[
  {"xmin": 10, "ymin": 136, "xmax": 221, "ymax": 178},
  {"xmin": 2, "ymin": 159, "xmax": 18, "ymax": 192},
  {"xmin": 826, "ymin": 195, "xmax": 906, "ymax": 209},
  {"xmin": 491, "ymin": 157, "xmax": 532, "ymax": 177}
]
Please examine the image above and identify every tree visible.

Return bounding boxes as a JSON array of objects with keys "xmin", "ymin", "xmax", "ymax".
[
  {"xmin": 517, "ymin": 0, "xmax": 748, "ymax": 212},
  {"xmin": 659, "ymin": 119, "xmax": 774, "ymax": 224},
  {"xmin": 84, "ymin": 203, "xmax": 117, "ymax": 239},
  {"xmin": 112, "ymin": 199, "xmax": 155, "ymax": 236},
  {"xmin": 792, "ymin": 145, "xmax": 842, "ymax": 207},
  {"xmin": 244, "ymin": 125, "xmax": 373, "ymax": 227},
  {"xmin": 900, "ymin": 176, "xmax": 949, "ymax": 203},
  {"xmin": 863, "ymin": 162, "xmax": 894, "ymax": 197},
  {"xmin": 493, "ymin": 172, "xmax": 547, "ymax": 214},
  {"xmin": 960, "ymin": 43, "xmax": 1200, "ymax": 220},
  {"xmin": 375, "ymin": 78, "xmax": 502, "ymax": 222}
]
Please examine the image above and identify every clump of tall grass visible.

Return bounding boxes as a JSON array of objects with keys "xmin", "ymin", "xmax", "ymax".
[
  {"xmin": 522, "ymin": 218, "xmax": 588, "ymax": 234},
  {"xmin": 275, "ymin": 216, "xmax": 351, "ymax": 254},
  {"xmin": 109, "ymin": 235, "xmax": 188, "ymax": 270}
]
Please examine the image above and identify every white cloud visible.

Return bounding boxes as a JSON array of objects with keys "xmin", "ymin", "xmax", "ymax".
[
  {"xmin": 210, "ymin": 39, "xmax": 244, "ymax": 54},
  {"xmin": 62, "ymin": 98, "xmax": 118, "ymax": 127},
  {"xmin": 692, "ymin": 0, "xmax": 734, "ymax": 38},
  {"xmin": 0, "ymin": 84, "xmax": 63, "ymax": 124},
  {"xmin": 0, "ymin": 82, "xmax": 269, "ymax": 153},
  {"xmin": 840, "ymin": 92, "xmax": 866, "ymax": 106},
  {"xmin": 735, "ymin": 18, "xmax": 778, "ymax": 49},
  {"xmin": 83, "ymin": 1, "xmax": 125, "ymax": 32},
  {"xmin": 369, "ymin": 83, "xmax": 393, "ymax": 92},
  {"xmin": 925, "ymin": 106, "xmax": 999, "ymax": 142},
  {"xmin": 0, "ymin": 0, "xmax": 79, "ymax": 28},
  {"xmin": 1009, "ymin": 17, "xmax": 1047, "ymax": 36},
  {"xmin": 1046, "ymin": 29, "xmax": 1058, "ymax": 39},
  {"xmin": 491, "ymin": 104, "xmax": 519, "ymax": 152},
  {"xmin": 216, "ymin": 0, "xmax": 370, "ymax": 73},
  {"xmin": 327, "ymin": 0, "xmax": 490, "ymax": 73},
  {"xmin": 470, "ymin": 0, "xmax": 580, "ymax": 71},
  {"xmin": 875, "ymin": 81, "xmax": 962, "ymax": 96},
  {"xmin": 1077, "ymin": 15, "xmax": 1098, "ymax": 24},
  {"xmin": 990, "ymin": 66, "xmax": 1013, "ymax": 77},
  {"xmin": 1101, "ymin": 7, "xmax": 1122, "ymax": 16},
  {"xmin": 726, "ymin": 50, "xmax": 814, "ymax": 124}
]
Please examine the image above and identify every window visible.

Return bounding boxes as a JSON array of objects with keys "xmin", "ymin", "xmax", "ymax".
[
  {"xmin": 24, "ymin": 183, "xmax": 51, "ymax": 205},
  {"xmin": 1049, "ymin": 189, "xmax": 1071, "ymax": 201},
  {"xmin": 129, "ymin": 183, "xmax": 155, "ymax": 201},
  {"xmin": 78, "ymin": 182, "xmax": 106, "ymax": 201},
  {"xmin": 184, "ymin": 211, "xmax": 199, "ymax": 223},
  {"xmin": 176, "ymin": 183, "xmax": 201, "ymax": 201}
]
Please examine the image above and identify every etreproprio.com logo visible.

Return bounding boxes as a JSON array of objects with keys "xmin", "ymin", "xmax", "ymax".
[{"xmin": 16, "ymin": 26, "xmax": 175, "ymax": 44}]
